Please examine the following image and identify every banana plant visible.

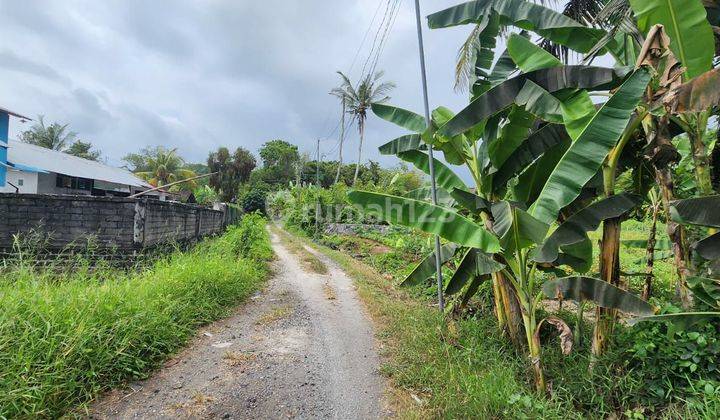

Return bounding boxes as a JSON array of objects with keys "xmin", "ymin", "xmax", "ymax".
[
  {"xmin": 348, "ymin": 60, "xmax": 654, "ymax": 391},
  {"xmin": 427, "ymin": 0, "xmax": 659, "ymax": 356}
]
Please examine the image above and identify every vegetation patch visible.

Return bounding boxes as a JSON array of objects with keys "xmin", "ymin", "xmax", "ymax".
[
  {"xmin": 0, "ymin": 214, "xmax": 273, "ymax": 418},
  {"xmin": 256, "ymin": 305, "xmax": 293, "ymax": 326},
  {"xmin": 270, "ymin": 224, "xmax": 328, "ymax": 274}
]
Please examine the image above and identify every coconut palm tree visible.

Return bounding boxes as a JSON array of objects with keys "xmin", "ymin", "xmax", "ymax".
[
  {"xmin": 19, "ymin": 115, "xmax": 76, "ymax": 151},
  {"xmin": 134, "ymin": 147, "xmax": 197, "ymax": 188},
  {"xmin": 331, "ymin": 71, "xmax": 395, "ymax": 185}
]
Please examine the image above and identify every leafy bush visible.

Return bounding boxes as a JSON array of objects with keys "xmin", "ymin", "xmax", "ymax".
[
  {"xmin": 240, "ymin": 183, "xmax": 269, "ymax": 214},
  {"xmin": 0, "ymin": 215, "xmax": 272, "ymax": 418},
  {"xmin": 194, "ymin": 184, "xmax": 219, "ymax": 205},
  {"xmin": 619, "ymin": 305, "xmax": 720, "ymax": 406}
]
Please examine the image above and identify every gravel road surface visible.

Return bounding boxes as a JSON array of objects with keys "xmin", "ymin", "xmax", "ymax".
[{"xmin": 90, "ymin": 230, "xmax": 385, "ymax": 419}]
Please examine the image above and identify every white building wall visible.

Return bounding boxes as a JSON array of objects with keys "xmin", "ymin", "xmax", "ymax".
[{"xmin": 0, "ymin": 170, "xmax": 38, "ymax": 193}]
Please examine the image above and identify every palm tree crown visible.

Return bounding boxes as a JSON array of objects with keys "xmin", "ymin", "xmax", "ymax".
[
  {"xmin": 330, "ymin": 70, "xmax": 395, "ymax": 184},
  {"xmin": 135, "ymin": 147, "xmax": 197, "ymax": 188}
]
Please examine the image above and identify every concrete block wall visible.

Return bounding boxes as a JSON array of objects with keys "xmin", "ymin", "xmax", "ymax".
[
  {"xmin": 0, "ymin": 193, "xmax": 238, "ymax": 250},
  {"xmin": 0, "ymin": 194, "xmax": 136, "ymax": 249}
]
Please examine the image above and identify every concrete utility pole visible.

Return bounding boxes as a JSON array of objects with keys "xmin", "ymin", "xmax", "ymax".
[{"xmin": 413, "ymin": 0, "xmax": 445, "ymax": 312}]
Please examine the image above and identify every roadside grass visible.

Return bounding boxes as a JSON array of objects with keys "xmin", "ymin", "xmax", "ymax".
[
  {"xmin": 284, "ymin": 228, "xmax": 574, "ymax": 418},
  {"xmin": 285, "ymin": 225, "xmax": 719, "ymax": 419},
  {"xmin": 269, "ymin": 224, "xmax": 328, "ymax": 274},
  {"xmin": 0, "ymin": 214, "xmax": 273, "ymax": 418}
]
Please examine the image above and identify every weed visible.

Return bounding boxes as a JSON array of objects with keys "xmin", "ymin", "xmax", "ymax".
[{"xmin": 256, "ymin": 305, "xmax": 292, "ymax": 326}]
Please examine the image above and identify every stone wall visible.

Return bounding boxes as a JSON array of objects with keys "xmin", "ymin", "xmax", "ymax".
[{"xmin": 0, "ymin": 193, "xmax": 240, "ymax": 250}]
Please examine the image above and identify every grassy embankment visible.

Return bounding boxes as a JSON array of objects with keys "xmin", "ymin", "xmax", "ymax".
[
  {"xmin": 0, "ymin": 214, "xmax": 273, "ymax": 418},
  {"xmin": 283, "ymin": 221, "xmax": 717, "ymax": 419}
]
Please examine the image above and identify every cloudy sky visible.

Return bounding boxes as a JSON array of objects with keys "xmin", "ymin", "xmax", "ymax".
[{"xmin": 0, "ymin": 0, "xmax": 479, "ymax": 170}]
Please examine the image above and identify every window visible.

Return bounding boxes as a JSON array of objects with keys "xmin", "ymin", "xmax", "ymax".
[
  {"xmin": 17, "ymin": 179, "xmax": 23, "ymax": 186},
  {"xmin": 55, "ymin": 175, "xmax": 93, "ymax": 191}
]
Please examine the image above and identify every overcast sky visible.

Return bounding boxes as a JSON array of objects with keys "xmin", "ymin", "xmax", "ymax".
[{"xmin": 0, "ymin": 0, "xmax": 480, "ymax": 170}]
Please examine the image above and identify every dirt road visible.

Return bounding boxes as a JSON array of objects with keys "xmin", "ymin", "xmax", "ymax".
[{"xmin": 91, "ymin": 231, "xmax": 385, "ymax": 419}]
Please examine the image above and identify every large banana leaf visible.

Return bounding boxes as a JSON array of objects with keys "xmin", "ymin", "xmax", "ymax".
[
  {"xmin": 450, "ymin": 188, "xmax": 492, "ymax": 214},
  {"xmin": 530, "ymin": 68, "xmax": 652, "ymax": 225},
  {"xmin": 488, "ymin": 106, "xmax": 534, "ymax": 168},
  {"xmin": 629, "ymin": 0, "xmax": 714, "ymax": 79},
  {"xmin": 515, "ymin": 81, "xmax": 564, "ymax": 123},
  {"xmin": 534, "ymin": 193, "xmax": 643, "ymax": 263},
  {"xmin": 427, "ymin": 0, "xmax": 609, "ymax": 54},
  {"xmin": 371, "ymin": 103, "xmax": 427, "ymax": 132},
  {"xmin": 378, "ymin": 134, "xmax": 425, "ymax": 155},
  {"xmin": 428, "ymin": 107, "xmax": 468, "ymax": 165},
  {"xmin": 439, "ymin": 66, "xmax": 626, "ymax": 137},
  {"xmin": 445, "ymin": 248, "xmax": 504, "ymax": 294},
  {"xmin": 666, "ymin": 68, "xmax": 720, "ymax": 113},
  {"xmin": 507, "ymin": 33, "xmax": 561, "ymax": 72},
  {"xmin": 405, "ymin": 186, "xmax": 453, "ymax": 206},
  {"xmin": 493, "ymin": 124, "xmax": 570, "ymax": 191},
  {"xmin": 511, "ymin": 137, "xmax": 569, "ymax": 204},
  {"xmin": 694, "ymin": 232, "xmax": 720, "ymax": 260},
  {"xmin": 401, "ymin": 243, "xmax": 458, "ymax": 287},
  {"xmin": 487, "ymin": 47, "xmax": 517, "ymax": 87},
  {"xmin": 558, "ymin": 237, "xmax": 593, "ymax": 273},
  {"xmin": 396, "ymin": 150, "xmax": 467, "ymax": 192},
  {"xmin": 491, "ymin": 201, "xmax": 549, "ymax": 254},
  {"xmin": 543, "ymin": 276, "xmax": 655, "ymax": 315},
  {"xmin": 559, "ymin": 90, "xmax": 596, "ymax": 141},
  {"xmin": 670, "ymin": 195, "xmax": 720, "ymax": 227},
  {"xmin": 347, "ymin": 191, "xmax": 500, "ymax": 252}
]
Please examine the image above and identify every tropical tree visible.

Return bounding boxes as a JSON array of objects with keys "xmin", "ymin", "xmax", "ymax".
[
  {"xmin": 19, "ymin": 115, "xmax": 76, "ymax": 150},
  {"xmin": 255, "ymin": 139, "xmax": 300, "ymax": 187},
  {"xmin": 20, "ymin": 116, "xmax": 102, "ymax": 161},
  {"xmin": 126, "ymin": 146, "xmax": 196, "ymax": 189},
  {"xmin": 207, "ymin": 146, "xmax": 257, "ymax": 202},
  {"xmin": 330, "ymin": 71, "xmax": 395, "ymax": 185},
  {"xmin": 65, "ymin": 140, "xmax": 102, "ymax": 161}
]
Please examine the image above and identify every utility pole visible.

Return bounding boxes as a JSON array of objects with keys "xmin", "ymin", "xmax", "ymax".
[
  {"xmin": 315, "ymin": 138, "xmax": 321, "ymax": 237},
  {"xmin": 413, "ymin": 0, "xmax": 445, "ymax": 312}
]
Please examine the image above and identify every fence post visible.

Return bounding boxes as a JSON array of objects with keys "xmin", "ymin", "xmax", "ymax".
[
  {"xmin": 194, "ymin": 208, "xmax": 201, "ymax": 241},
  {"xmin": 133, "ymin": 199, "xmax": 146, "ymax": 247}
]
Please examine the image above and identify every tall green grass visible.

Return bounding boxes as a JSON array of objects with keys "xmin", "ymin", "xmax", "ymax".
[{"xmin": 0, "ymin": 213, "xmax": 272, "ymax": 418}]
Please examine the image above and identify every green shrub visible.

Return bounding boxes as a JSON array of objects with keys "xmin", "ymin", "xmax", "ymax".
[
  {"xmin": 0, "ymin": 215, "xmax": 272, "ymax": 418},
  {"xmin": 619, "ymin": 305, "xmax": 720, "ymax": 406},
  {"xmin": 240, "ymin": 184, "xmax": 269, "ymax": 214}
]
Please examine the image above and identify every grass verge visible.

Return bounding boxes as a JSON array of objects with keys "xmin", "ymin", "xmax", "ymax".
[{"xmin": 0, "ymin": 214, "xmax": 273, "ymax": 418}]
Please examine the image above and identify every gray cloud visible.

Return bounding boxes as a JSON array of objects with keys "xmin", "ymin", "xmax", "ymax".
[{"xmin": 0, "ymin": 0, "xmax": 477, "ymax": 176}]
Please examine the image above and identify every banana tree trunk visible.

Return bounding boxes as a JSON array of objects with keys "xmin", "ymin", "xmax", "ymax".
[
  {"xmin": 482, "ymin": 214, "xmax": 523, "ymax": 347},
  {"xmin": 592, "ymin": 216, "xmax": 621, "ymax": 357},
  {"xmin": 641, "ymin": 202, "xmax": 659, "ymax": 300},
  {"xmin": 353, "ymin": 120, "xmax": 364, "ymax": 186},
  {"xmin": 522, "ymin": 309, "xmax": 545, "ymax": 393},
  {"xmin": 497, "ymin": 272, "xmax": 523, "ymax": 347},
  {"xmin": 655, "ymin": 167, "xmax": 693, "ymax": 308},
  {"xmin": 335, "ymin": 103, "xmax": 346, "ymax": 184}
]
